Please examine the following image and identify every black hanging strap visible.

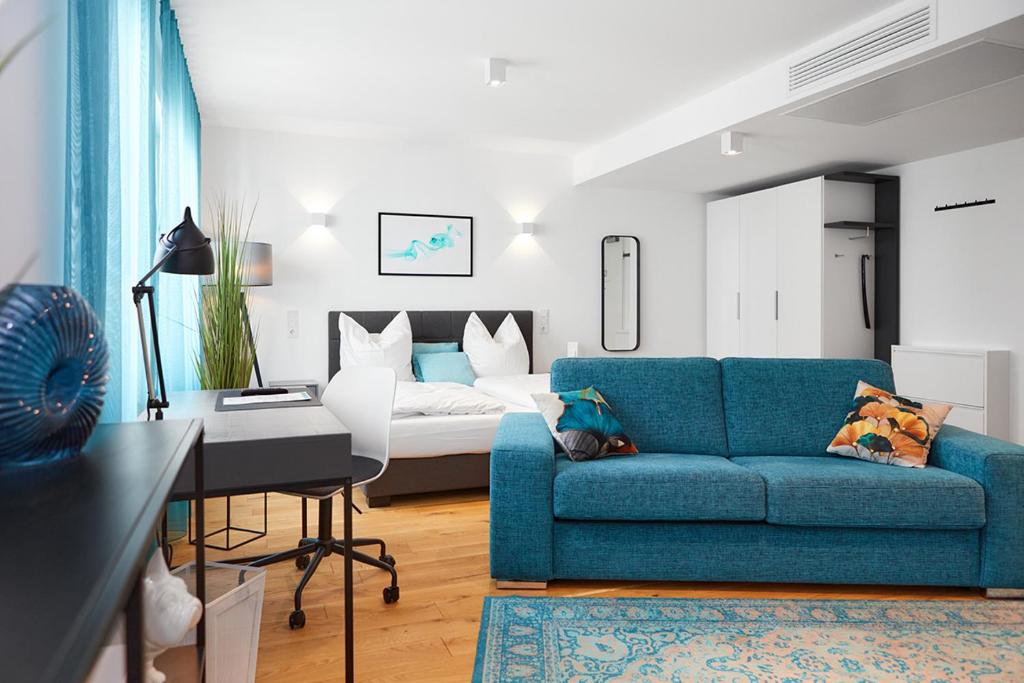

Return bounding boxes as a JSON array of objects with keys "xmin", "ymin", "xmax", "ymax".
[{"xmin": 860, "ymin": 254, "xmax": 871, "ymax": 330}]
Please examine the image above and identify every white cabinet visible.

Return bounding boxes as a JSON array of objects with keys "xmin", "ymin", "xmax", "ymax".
[
  {"xmin": 891, "ymin": 346, "xmax": 1009, "ymax": 439},
  {"xmin": 738, "ymin": 188, "xmax": 777, "ymax": 357},
  {"xmin": 706, "ymin": 175, "xmax": 876, "ymax": 360},
  {"xmin": 777, "ymin": 178, "xmax": 823, "ymax": 358},
  {"xmin": 705, "ymin": 198, "xmax": 740, "ymax": 358}
]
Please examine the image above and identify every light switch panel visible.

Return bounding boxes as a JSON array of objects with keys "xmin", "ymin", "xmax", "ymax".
[
  {"xmin": 566, "ymin": 341, "xmax": 579, "ymax": 357},
  {"xmin": 537, "ymin": 308, "xmax": 550, "ymax": 334},
  {"xmin": 287, "ymin": 310, "xmax": 299, "ymax": 339}
]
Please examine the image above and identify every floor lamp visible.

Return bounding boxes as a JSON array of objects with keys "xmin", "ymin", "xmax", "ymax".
[
  {"xmin": 133, "ymin": 207, "xmax": 214, "ymax": 421},
  {"xmin": 240, "ymin": 241, "xmax": 273, "ymax": 387}
]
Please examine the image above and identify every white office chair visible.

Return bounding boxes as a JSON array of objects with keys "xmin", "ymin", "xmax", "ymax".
[{"xmin": 250, "ymin": 366, "xmax": 397, "ymax": 630}]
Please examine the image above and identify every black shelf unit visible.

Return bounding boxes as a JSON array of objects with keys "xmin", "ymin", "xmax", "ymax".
[
  {"xmin": 824, "ymin": 220, "xmax": 895, "ymax": 230},
  {"xmin": 824, "ymin": 171, "xmax": 900, "ymax": 363},
  {"xmin": 0, "ymin": 420, "xmax": 207, "ymax": 683}
]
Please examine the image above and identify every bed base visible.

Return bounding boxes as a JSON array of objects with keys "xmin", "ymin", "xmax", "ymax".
[
  {"xmin": 328, "ymin": 310, "xmax": 533, "ymax": 508},
  {"xmin": 363, "ymin": 452, "xmax": 490, "ymax": 507}
]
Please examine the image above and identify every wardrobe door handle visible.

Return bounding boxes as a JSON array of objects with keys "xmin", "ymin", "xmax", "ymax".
[
  {"xmin": 736, "ymin": 292, "xmax": 741, "ymax": 320},
  {"xmin": 774, "ymin": 291, "xmax": 779, "ymax": 321}
]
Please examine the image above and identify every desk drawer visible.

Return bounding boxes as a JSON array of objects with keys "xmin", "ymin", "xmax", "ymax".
[{"xmin": 892, "ymin": 348, "xmax": 985, "ymax": 408}]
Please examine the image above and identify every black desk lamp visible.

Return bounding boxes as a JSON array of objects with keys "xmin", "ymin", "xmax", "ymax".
[{"xmin": 133, "ymin": 207, "xmax": 214, "ymax": 420}]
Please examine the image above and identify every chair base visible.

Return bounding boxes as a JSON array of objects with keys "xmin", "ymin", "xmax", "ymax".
[
  {"xmin": 250, "ymin": 497, "xmax": 399, "ymax": 628},
  {"xmin": 985, "ymin": 588, "xmax": 1024, "ymax": 599},
  {"xmin": 496, "ymin": 580, "xmax": 548, "ymax": 590}
]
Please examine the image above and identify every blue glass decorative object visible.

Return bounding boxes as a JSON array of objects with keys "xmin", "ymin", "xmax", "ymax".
[{"xmin": 0, "ymin": 284, "xmax": 110, "ymax": 467}]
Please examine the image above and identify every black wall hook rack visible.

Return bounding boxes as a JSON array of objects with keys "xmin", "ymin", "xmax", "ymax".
[{"xmin": 934, "ymin": 199, "xmax": 996, "ymax": 212}]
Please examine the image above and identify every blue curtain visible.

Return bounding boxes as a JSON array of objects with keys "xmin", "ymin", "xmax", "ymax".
[{"xmin": 65, "ymin": 0, "xmax": 201, "ymax": 423}]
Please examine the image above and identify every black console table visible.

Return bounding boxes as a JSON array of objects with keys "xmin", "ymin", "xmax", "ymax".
[{"xmin": 0, "ymin": 419, "xmax": 206, "ymax": 683}]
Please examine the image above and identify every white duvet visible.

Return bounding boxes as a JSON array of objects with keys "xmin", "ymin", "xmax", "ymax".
[
  {"xmin": 393, "ymin": 381, "xmax": 506, "ymax": 417},
  {"xmin": 473, "ymin": 373, "xmax": 550, "ymax": 409}
]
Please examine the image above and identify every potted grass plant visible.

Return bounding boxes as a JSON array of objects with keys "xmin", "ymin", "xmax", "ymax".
[{"xmin": 195, "ymin": 198, "xmax": 258, "ymax": 389}]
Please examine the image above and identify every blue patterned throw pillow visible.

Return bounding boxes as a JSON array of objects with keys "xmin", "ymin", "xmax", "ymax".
[{"xmin": 532, "ymin": 386, "xmax": 637, "ymax": 462}]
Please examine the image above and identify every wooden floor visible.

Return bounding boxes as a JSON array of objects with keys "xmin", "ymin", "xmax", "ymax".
[{"xmin": 170, "ymin": 489, "xmax": 979, "ymax": 682}]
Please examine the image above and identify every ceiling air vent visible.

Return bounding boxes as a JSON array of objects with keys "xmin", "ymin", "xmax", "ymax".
[{"xmin": 789, "ymin": 6, "xmax": 933, "ymax": 92}]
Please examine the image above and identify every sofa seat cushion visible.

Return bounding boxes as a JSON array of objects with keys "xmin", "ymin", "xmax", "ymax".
[
  {"xmin": 553, "ymin": 453, "xmax": 765, "ymax": 522},
  {"xmin": 731, "ymin": 456, "xmax": 985, "ymax": 529}
]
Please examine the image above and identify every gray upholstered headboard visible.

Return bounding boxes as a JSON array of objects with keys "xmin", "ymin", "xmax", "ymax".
[{"xmin": 327, "ymin": 310, "xmax": 534, "ymax": 380}]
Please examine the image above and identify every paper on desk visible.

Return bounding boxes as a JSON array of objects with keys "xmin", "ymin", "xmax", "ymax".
[{"xmin": 222, "ymin": 391, "xmax": 311, "ymax": 406}]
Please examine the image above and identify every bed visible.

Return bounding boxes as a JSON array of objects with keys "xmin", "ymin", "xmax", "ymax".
[{"xmin": 327, "ymin": 310, "xmax": 542, "ymax": 506}]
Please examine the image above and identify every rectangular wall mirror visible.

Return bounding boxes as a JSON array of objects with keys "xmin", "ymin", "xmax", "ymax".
[{"xmin": 602, "ymin": 235, "xmax": 640, "ymax": 351}]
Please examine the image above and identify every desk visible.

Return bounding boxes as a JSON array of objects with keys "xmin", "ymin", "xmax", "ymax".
[
  {"xmin": 0, "ymin": 420, "xmax": 206, "ymax": 683},
  {"xmin": 161, "ymin": 390, "xmax": 355, "ymax": 682}
]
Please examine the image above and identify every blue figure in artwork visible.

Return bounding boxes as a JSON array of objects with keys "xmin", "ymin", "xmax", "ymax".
[{"xmin": 388, "ymin": 224, "xmax": 462, "ymax": 261}]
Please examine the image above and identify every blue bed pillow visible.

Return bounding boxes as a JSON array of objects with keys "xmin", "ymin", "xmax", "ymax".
[
  {"xmin": 412, "ymin": 342, "xmax": 459, "ymax": 381},
  {"xmin": 412, "ymin": 341, "xmax": 459, "ymax": 356},
  {"xmin": 414, "ymin": 352, "xmax": 476, "ymax": 385}
]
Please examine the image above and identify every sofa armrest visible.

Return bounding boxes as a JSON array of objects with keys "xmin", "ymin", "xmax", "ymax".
[
  {"xmin": 930, "ymin": 425, "xmax": 1024, "ymax": 587},
  {"xmin": 489, "ymin": 412, "xmax": 556, "ymax": 582}
]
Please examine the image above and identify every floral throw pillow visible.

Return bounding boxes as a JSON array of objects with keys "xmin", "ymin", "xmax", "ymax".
[
  {"xmin": 827, "ymin": 381, "xmax": 952, "ymax": 468},
  {"xmin": 532, "ymin": 386, "xmax": 638, "ymax": 462}
]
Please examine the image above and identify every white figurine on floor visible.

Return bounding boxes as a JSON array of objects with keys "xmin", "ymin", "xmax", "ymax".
[{"xmin": 143, "ymin": 551, "xmax": 203, "ymax": 683}]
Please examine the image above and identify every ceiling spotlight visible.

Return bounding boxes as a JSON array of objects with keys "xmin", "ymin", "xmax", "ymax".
[
  {"xmin": 486, "ymin": 58, "xmax": 507, "ymax": 87},
  {"xmin": 721, "ymin": 130, "xmax": 744, "ymax": 156}
]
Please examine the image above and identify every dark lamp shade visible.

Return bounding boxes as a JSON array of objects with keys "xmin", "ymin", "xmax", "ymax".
[
  {"xmin": 155, "ymin": 207, "xmax": 215, "ymax": 275},
  {"xmin": 241, "ymin": 242, "xmax": 273, "ymax": 287}
]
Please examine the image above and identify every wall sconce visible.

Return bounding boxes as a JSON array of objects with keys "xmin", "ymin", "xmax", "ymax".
[
  {"xmin": 310, "ymin": 212, "xmax": 328, "ymax": 229},
  {"xmin": 519, "ymin": 222, "xmax": 536, "ymax": 235}
]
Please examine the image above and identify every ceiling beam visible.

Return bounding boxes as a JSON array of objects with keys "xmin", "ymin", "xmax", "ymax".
[{"xmin": 572, "ymin": 0, "xmax": 1024, "ymax": 186}]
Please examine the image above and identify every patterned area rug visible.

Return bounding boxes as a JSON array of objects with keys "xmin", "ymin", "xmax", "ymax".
[{"xmin": 473, "ymin": 596, "xmax": 1024, "ymax": 682}]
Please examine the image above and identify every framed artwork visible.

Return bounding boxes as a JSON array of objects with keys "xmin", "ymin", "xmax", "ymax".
[{"xmin": 378, "ymin": 212, "xmax": 473, "ymax": 277}]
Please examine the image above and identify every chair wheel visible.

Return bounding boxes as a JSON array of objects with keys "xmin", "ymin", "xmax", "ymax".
[
  {"xmin": 288, "ymin": 609, "xmax": 306, "ymax": 629},
  {"xmin": 380, "ymin": 554, "xmax": 396, "ymax": 567},
  {"xmin": 295, "ymin": 554, "xmax": 310, "ymax": 570},
  {"xmin": 382, "ymin": 586, "xmax": 400, "ymax": 604}
]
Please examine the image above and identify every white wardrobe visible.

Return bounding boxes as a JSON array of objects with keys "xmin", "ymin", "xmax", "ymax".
[{"xmin": 706, "ymin": 174, "xmax": 896, "ymax": 360}]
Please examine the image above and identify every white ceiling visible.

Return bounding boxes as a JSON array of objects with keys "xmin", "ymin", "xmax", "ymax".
[{"xmin": 171, "ymin": 0, "xmax": 899, "ymax": 151}]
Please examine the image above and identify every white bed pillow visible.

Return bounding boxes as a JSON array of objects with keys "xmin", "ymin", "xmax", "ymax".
[
  {"xmin": 337, "ymin": 311, "xmax": 415, "ymax": 381},
  {"xmin": 462, "ymin": 312, "xmax": 529, "ymax": 377}
]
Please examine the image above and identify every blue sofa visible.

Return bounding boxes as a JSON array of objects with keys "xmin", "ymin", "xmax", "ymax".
[{"xmin": 490, "ymin": 357, "xmax": 1024, "ymax": 594}]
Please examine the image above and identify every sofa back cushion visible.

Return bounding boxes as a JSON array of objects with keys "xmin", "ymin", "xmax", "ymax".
[
  {"xmin": 720, "ymin": 358, "xmax": 895, "ymax": 456},
  {"xmin": 550, "ymin": 358, "xmax": 728, "ymax": 455}
]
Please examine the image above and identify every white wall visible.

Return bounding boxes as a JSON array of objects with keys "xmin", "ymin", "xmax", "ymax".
[
  {"xmin": 0, "ymin": 0, "xmax": 66, "ymax": 284},
  {"xmin": 201, "ymin": 126, "xmax": 706, "ymax": 387},
  {"xmin": 881, "ymin": 136, "xmax": 1024, "ymax": 442}
]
